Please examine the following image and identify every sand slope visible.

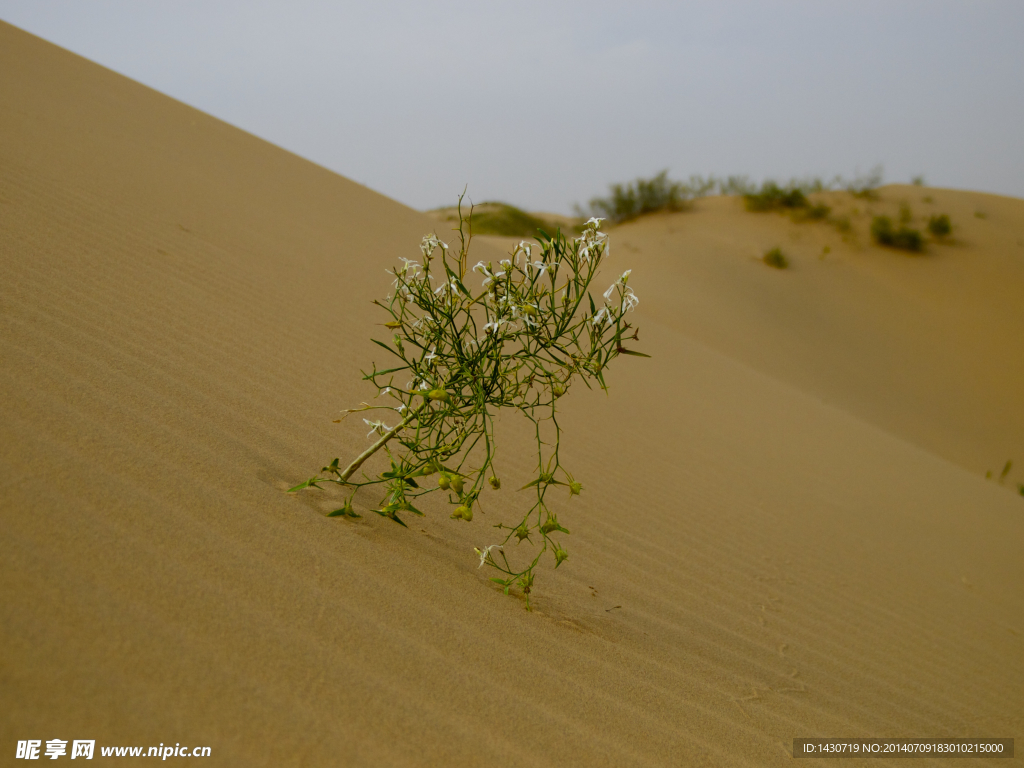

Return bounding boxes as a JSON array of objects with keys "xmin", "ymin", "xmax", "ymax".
[{"xmin": 2, "ymin": 21, "xmax": 1022, "ymax": 767}]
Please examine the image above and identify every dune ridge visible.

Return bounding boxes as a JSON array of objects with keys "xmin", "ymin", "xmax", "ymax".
[{"xmin": 2, "ymin": 21, "xmax": 1022, "ymax": 767}]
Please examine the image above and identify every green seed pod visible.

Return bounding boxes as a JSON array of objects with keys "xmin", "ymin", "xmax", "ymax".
[
  {"xmin": 488, "ymin": 476, "xmax": 501, "ymax": 490},
  {"xmin": 450, "ymin": 507, "xmax": 464, "ymax": 520},
  {"xmin": 438, "ymin": 474, "xmax": 451, "ymax": 490},
  {"xmin": 522, "ymin": 304, "xmax": 538, "ymax": 317},
  {"xmin": 554, "ymin": 545, "xmax": 569, "ymax": 567},
  {"xmin": 569, "ymin": 481, "xmax": 583, "ymax": 496},
  {"xmin": 551, "ymin": 382, "xmax": 566, "ymax": 398},
  {"xmin": 539, "ymin": 472, "xmax": 553, "ymax": 484},
  {"xmin": 450, "ymin": 476, "xmax": 464, "ymax": 494},
  {"xmin": 455, "ymin": 505, "xmax": 472, "ymax": 522},
  {"xmin": 427, "ymin": 389, "xmax": 450, "ymax": 403},
  {"xmin": 514, "ymin": 523, "xmax": 530, "ymax": 541}
]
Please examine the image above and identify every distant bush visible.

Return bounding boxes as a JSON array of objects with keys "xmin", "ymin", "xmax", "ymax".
[
  {"xmin": 799, "ymin": 203, "xmax": 831, "ymax": 221},
  {"xmin": 744, "ymin": 181, "xmax": 810, "ymax": 212},
  {"xmin": 871, "ymin": 216, "xmax": 923, "ymax": 252},
  {"xmin": 717, "ymin": 175, "xmax": 756, "ymax": 196},
  {"xmin": 928, "ymin": 214, "xmax": 952, "ymax": 238},
  {"xmin": 846, "ymin": 166, "xmax": 884, "ymax": 199},
  {"xmin": 585, "ymin": 170, "xmax": 690, "ymax": 224},
  {"xmin": 762, "ymin": 247, "xmax": 789, "ymax": 269},
  {"xmin": 466, "ymin": 203, "xmax": 555, "ymax": 237}
]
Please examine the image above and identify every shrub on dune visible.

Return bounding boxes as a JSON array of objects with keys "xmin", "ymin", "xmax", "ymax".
[
  {"xmin": 290, "ymin": 203, "xmax": 646, "ymax": 608},
  {"xmin": 928, "ymin": 214, "xmax": 952, "ymax": 239},
  {"xmin": 762, "ymin": 247, "xmax": 789, "ymax": 269},
  {"xmin": 871, "ymin": 216, "xmax": 924, "ymax": 252}
]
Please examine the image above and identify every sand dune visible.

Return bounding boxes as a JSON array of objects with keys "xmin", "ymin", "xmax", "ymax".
[{"xmin": 2, "ymin": 21, "xmax": 1022, "ymax": 767}]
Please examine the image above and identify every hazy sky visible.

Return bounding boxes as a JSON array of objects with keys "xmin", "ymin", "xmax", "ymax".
[{"xmin": 2, "ymin": 1, "xmax": 1023, "ymax": 213}]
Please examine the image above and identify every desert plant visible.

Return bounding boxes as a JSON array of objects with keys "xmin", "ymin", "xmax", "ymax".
[
  {"xmin": 290, "ymin": 202, "xmax": 644, "ymax": 608},
  {"xmin": 871, "ymin": 216, "xmax": 923, "ymax": 252},
  {"xmin": 685, "ymin": 174, "xmax": 719, "ymax": 198},
  {"xmin": 717, "ymin": 175, "xmax": 756, "ymax": 196},
  {"xmin": 763, "ymin": 247, "xmax": 789, "ymax": 269},
  {"xmin": 928, "ymin": 214, "xmax": 952, "ymax": 239},
  {"xmin": 464, "ymin": 203, "xmax": 554, "ymax": 237},
  {"xmin": 584, "ymin": 170, "xmax": 690, "ymax": 224},
  {"xmin": 744, "ymin": 181, "xmax": 809, "ymax": 212},
  {"xmin": 846, "ymin": 166, "xmax": 884, "ymax": 199}
]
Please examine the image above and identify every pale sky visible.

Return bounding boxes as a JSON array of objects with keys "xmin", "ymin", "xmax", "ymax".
[{"xmin": 2, "ymin": 1, "xmax": 1022, "ymax": 214}]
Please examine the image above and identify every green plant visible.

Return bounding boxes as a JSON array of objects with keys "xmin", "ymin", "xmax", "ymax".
[
  {"xmin": 744, "ymin": 181, "xmax": 809, "ymax": 212},
  {"xmin": 717, "ymin": 175, "xmax": 756, "ymax": 196},
  {"xmin": 846, "ymin": 166, "xmax": 884, "ymax": 199},
  {"xmin": 799, "ymin": 203, "xmax": 831, "ymax": 221},
  {"xmin": 585, "ymin": 170, "xmax": 690, "ymax": 224},
  {"xmin": 762, "ymin": 247, "xmax": 789, "ymax": 269},
  {"xmin": 871, "ymin": 216, "xmax": 923, "ymax": 252},
  {"xmin": 290, "ymin": 204, "xmax": 645, "ymax": 608},
  {"xmin": 464, "ymin": 203, "xmax": 555, "ymax": 237},
  {"xmin": 928, "ymin": 214, "xmax": 952, "ymax": 239}
]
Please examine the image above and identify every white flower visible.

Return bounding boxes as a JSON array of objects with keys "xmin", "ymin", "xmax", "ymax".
[
  {"xmin": 424, "ymin": 347, "xmax": 437, "ymax": 364},
  {"xmin": 434, "ymin": 279, "xmax": 460, "ymax": 298},
  {"xmin": 473, "ymin": 261, "xmax": 504, "ymax": 288},
  {"xmin": 474, "ymin": 544, "xmax": 503, "ymax": 568},
  {"xmin": 585, "ymin": 217, "xmax": 605, "ymax": 228},
  {"xmin": 363, "ymin": 419, "xmax": 393, "ymax": 437},
  {"xmin": 483, "ymin": 320, "xmax": 505, "ymax": 335},
  {"xmin": 603, "ymin": 270, "xmax": 633, "ymax": 301},
  {"xmin": 381, "ymin": 387, "xmax": 391, "ymax": 397},
  {"xmin": 396, "ymin": 403, "xmax": 407, "ymax": 413},
  {"xmin": 420, "ymin": 234, "xmax": 448, "ymax": 259},
  {"xmin": 622, "ymin": 286, "xmax": 639, "ymax": 311},
  {"xmin": 499, "ymin": 258, "xmax": 513, "ymax": 271},
  {"xmin": 591, "ymin": 307, "xmax": 613, "ymax": 326}
]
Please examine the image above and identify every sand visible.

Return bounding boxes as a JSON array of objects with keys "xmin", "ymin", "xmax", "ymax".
[{"xmin": 2, "ymin": 20, "xmax": 1022, "ymax": 767}]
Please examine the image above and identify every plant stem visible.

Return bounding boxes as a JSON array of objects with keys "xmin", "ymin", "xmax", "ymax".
[{"xmin": 339, "ymin": 406, "xmax": 422, "ymax": 482}]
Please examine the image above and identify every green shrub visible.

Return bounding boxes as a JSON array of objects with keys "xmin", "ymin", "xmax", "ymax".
[
  {"xmin": 717, "ymin": 175, "xmax": 756, "ymax": 196},
  {"xmin": 801, "ymin": 203, "xmax": 831, "ymax": 220},
  {"xmin": 586, "ymin": 170, "xmax": 689, "ymax": 224},
  {"xmin": 846, "ymin": 166, "xmax": 884, "ymax": 199},
  {"xmin": 465, "ymin": 203, "xmax": 553, "ymax": 237},
  {"xmin": 871, "ymin": 216, "xmax": 923, "ymax": 252},
  {"xmin": 290, "ymin": 210, "xmax": 645, "ymax": 609},
  {"xmin": 762, "ymin": 247, "xmax": 789, "ymax": 269},
  {"xmin": 928, "ymin": 214, "xmax": 952, "ymax": 238},
  {"xmin": 744, "ymin": 181, "xmax": 810, "ymax": 212}
]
